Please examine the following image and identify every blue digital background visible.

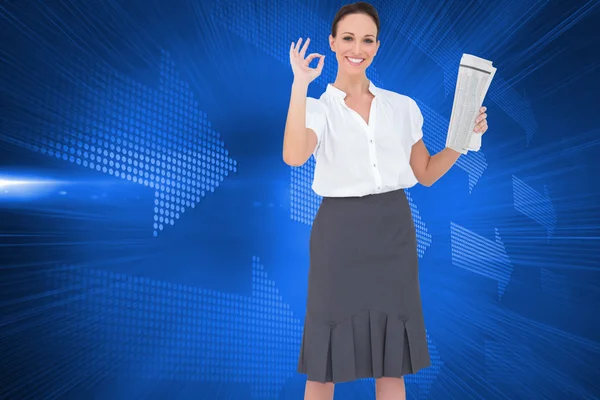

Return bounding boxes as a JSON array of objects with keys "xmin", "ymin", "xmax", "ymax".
[{"xmin": 1, "ymin": 0, "xmax": 599, "ymax": 399}]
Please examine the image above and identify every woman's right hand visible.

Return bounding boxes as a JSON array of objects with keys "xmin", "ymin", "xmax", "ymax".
[{"xmin": 289, "ymin": 38, "xmax": 325, "ymax": 86}]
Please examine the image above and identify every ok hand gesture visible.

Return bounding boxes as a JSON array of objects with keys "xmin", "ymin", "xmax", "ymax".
[{"xmin": 289, "ymin": 38, "xmax": 325, "ymax": 86}]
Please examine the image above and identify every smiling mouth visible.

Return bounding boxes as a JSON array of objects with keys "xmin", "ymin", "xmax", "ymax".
[{"xmin": 346, "ymin": 57, "xmax": 365, "ymax": 66}]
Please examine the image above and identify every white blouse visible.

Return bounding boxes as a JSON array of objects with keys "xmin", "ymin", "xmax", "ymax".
[{"xmin": 306, "ymin": 81, "xmax": 423, "ymax": 197}]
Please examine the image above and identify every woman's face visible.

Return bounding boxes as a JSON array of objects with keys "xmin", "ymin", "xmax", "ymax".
[{"xmin": 329, "ymin": 13, "xmax": 380, "ymax": 76}]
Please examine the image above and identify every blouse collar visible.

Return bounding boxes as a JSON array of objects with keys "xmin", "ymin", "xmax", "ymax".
[{"xmin": 325, "ymin": 80, "xmax": 379, "ymax": 99}]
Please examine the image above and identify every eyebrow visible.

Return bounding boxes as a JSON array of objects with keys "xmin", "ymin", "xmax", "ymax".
[{"xmin": 342, "ymin": 32, "xmax": 376, "ymax": 37}]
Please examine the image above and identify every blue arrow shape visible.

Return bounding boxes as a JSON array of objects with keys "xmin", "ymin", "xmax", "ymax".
[
  {"xmin": 382, "ymin": 2, "xmax": 539, "ymax": 146},
  {"xmin": 46, "ymin": 256, "xmax": 445, "ymax": 398},
  {"xmin": 46, "ymin": 257, "xmax": 300, "ymax": 399},
  {"xmin": 450, "ymin": 223, "xmax": 513, "ymax": 300},
  {"xmin": 29, "ymin": 49, "xmax": 237, "ymax": 237},
  {"xmin": 512, "ymin": 175, "xmax": 556, "ymax": 241}
]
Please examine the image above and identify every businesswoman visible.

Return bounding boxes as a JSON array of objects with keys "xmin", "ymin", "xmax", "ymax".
[{"xmin": 282, "ymin": 3, "xmax": 488, "ymax": 400}]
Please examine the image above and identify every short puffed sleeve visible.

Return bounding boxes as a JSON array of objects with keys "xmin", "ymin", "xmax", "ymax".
[
  {"xmin": 409, "ymin": 98, "xmax": 424, "ymax": 145},
  {"xmin": 305, "ymin": 97, "xmax": 327, "ymax": 152}
]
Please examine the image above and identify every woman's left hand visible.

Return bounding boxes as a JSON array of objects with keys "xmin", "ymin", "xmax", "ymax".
[{"xmin": 474, "ymin": 106, "xmax": 488, "ymax": 134}]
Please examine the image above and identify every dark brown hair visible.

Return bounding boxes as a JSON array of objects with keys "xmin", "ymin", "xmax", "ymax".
[{"xmin": 331, "ymin": 2, "xmax": 381, "ymax": 39}]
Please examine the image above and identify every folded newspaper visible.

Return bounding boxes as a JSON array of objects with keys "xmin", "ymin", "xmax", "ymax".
[{"xmin": 446, "ymin": 54, "xmax": 497, "ymax": 154}]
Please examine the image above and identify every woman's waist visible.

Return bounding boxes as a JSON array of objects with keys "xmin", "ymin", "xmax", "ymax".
[
  {"xmin": 316, "ymin": 187, "xmax": 412, "ymax": 224},
  {"xmin": 321, "ymin": 186, "xmax": 407, "ymax": 203}
]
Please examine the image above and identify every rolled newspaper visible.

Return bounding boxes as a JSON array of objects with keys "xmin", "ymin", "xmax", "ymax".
[{"xmin": 446, "ymin": 54, "xmax": 497, "ymax": 154}]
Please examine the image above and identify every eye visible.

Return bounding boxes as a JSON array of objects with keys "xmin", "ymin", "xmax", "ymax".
[
  {"xmin": 343, "ymin": 36, "xmax": 353, "ymax": 41},
  {"xmin": 365, "ymin": 39, "xmax": 374, "ymax": 43}
]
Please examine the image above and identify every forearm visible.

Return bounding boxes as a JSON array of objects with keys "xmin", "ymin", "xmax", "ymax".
[
  {"xmin": 282, "ymin": 81, "xmax": 311, "ymax": 165},
  {"xmin": 423, "ymin": 147, "xmax": 461, "ymax": 186}
]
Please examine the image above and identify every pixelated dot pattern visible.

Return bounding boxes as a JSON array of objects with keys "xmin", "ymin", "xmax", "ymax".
[
  {"xmin": 47, "ymin": 256, "xmax": 302, "ymax": 399},
  {"xmin": 405, "ymin": 189, "xmax": 433, "ymax": 259},
  {"xmin": 450, "ymin": 222, "xmax": 513, "ymax": 300},
  {"xmin": 289, "ymin": 156, "xmax": 321, "ymax": 226},
  {"xmin": 512, "ymin": 176, "xmax": 556, "ymax": 240},
  {"xmin": 31, "ymin": 49, "xmax": 236, "ymax": 236},
  {"xmin": 404, "ymin": 332, "xmax": 444, "ymax": 400}
]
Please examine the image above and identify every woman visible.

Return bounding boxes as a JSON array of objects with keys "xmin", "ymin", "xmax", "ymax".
[{"xmin": 282, "ymin": 2, "xmax": 488, "ymax": 400}]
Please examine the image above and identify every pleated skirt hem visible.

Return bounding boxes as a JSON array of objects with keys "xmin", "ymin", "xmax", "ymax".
[{"xmin": 297, "ymin": 308, "xmax": 431, "ymax": 384}]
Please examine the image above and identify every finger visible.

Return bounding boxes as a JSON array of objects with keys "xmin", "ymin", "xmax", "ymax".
[
  {"xmin": 304, "ymin": 53, "xmax": 322, "ymax": 65},
  {"xmin": 295, "ymin": 38, "xmax": 303, "ymax": 53},
  {"xmin": 300, "ymin": 38, "xmax": 310, "ymax": 58},
  {"xmin": 480, "ymin": 106, "xmax": 487, "ymax": 113},
  {"xmin": 290, "ymin": 42, "xmax": 294, "ymax": 53},
  {"xmin": 475, "ymin": 121, "xmax": 487, "ymax": 133},
  {"xmin": 316, "ymin": 55, "xmax": 325, "ymax": 71}
]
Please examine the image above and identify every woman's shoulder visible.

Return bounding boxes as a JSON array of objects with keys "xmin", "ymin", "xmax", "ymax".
[{"xmin": 306, "ymin": 96, "xmax": 329, "ymax": 114}]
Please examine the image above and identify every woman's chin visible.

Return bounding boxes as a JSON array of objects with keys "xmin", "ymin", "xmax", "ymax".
[{"xmin": 342, "ymin": 64, "xmax": 366, "ymax": 74}]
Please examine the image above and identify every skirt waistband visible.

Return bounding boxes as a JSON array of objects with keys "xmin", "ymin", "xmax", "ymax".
[{"xmin": 321, "ymin": 188, "xmax": 407, "ymax": 204}]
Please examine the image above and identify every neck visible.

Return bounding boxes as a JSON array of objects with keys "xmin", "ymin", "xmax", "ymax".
[{"xmin": 332, "ymin": 71, "xmax": 371, "ymax": 98}]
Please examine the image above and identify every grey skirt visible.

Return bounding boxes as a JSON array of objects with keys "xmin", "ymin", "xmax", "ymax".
[{"xmin": 297, "ymin": 188, "xmax": 431, "ymax": 383}]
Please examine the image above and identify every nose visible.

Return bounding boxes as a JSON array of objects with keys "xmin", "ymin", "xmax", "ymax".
[{"xmin": 353, "ymin": 40, "xmax": 361, "ymax": 55}]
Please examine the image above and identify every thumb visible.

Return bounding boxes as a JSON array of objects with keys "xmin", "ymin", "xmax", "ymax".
[{"xmin": 316, "ymin": 55, "xmax": 325, "ymax": 71}]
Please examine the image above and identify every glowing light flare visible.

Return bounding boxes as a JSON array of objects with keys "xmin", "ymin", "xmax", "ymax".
[
  {"xmin": 0, "ymin": 176, "xmax": 66, "ymax": 200},
  {"xmin": 0, "ymin": 179, "xmax": 43, "ymax": 188}
]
